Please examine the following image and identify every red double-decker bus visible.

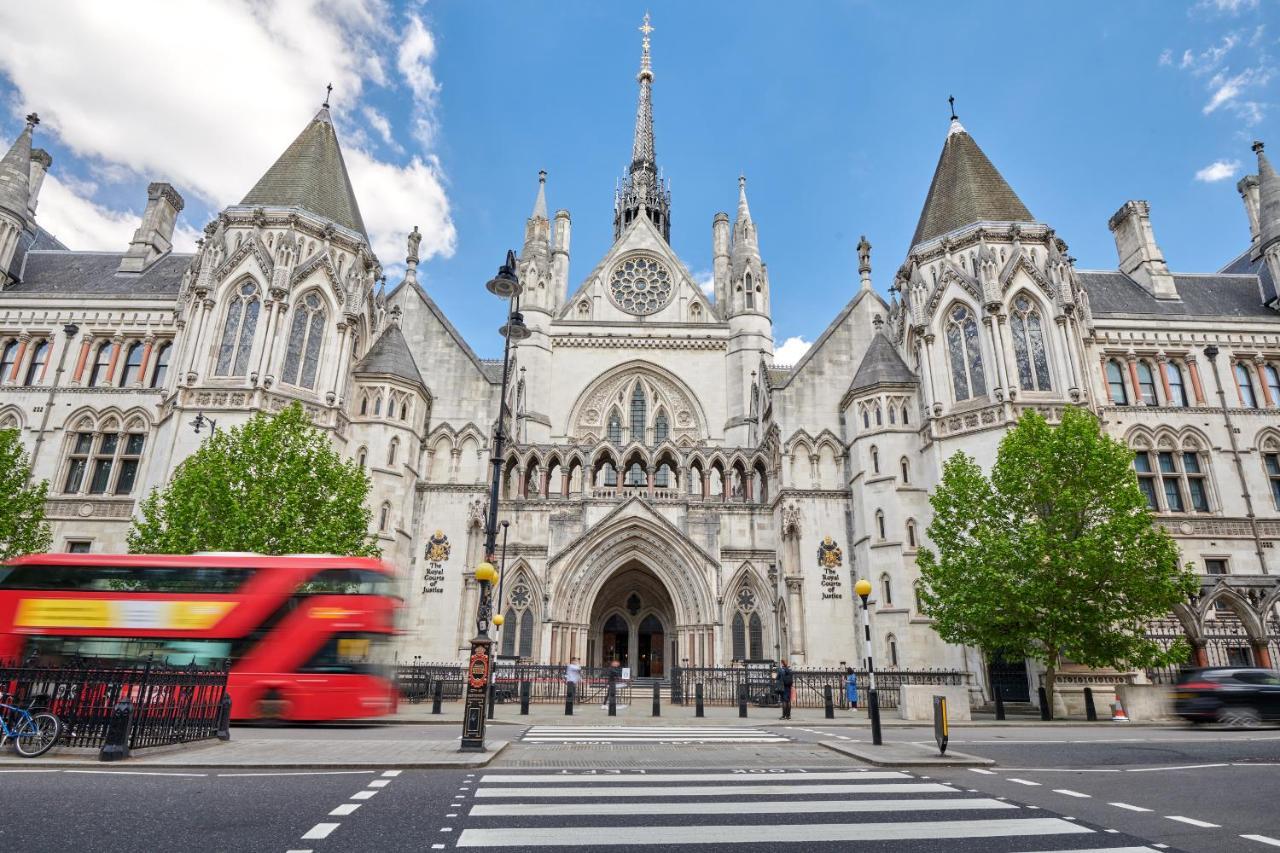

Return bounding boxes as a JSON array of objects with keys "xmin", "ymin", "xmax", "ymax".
[{"xmin": 0, "ymin": 553, "xmax": 400, "ymax": 722}]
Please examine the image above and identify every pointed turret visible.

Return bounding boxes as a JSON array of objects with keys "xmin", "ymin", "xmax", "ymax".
[
  {"xmin": 613, "ymin": 13, "xmax": 671, "ymax": 243},
  {"xmin": 911, "ymin": 113, "xmax": 1033, "ymax": 249},
  {"xmin": 729, "ymin": 175, "xmax": 766, "ymax": 317},
  {"xmin": 240, "ymin": 105, "xmax": 367, "ymax": 240},
  {"xmin": 1255, "ymin": 141, "xmax": 1280, "ymax": 252},
  {"xmin": 731, "ymin": 175, "xmax": 758, "ymax": 258},
  {"xmin": 0, "ymin": 113, "xmax": 36, "ymax": 223}
]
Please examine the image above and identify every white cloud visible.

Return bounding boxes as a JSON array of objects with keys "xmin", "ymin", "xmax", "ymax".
[
  {"xmin": 773, "ymin": 336, "xmax": 813, "ymax": 366},
  {"xmin": 362, "ymin": 105, "xmax": 397, "ymax": 149},
  {"xmin": 1196, "ymin": 0, "xmax": 1259, "ymax": 14},
  {"xmin": 1194, "ymin": 158, "xmax": 1242, "ymax": 182},
  {"xmin": 36, "ymin": 174, "xmax": 139, "ymax": 250},
  {"xmin": 693, "ymin": 269, "xmax": 715, "ymax": 298},
  {"xmin": 1159, "ymin": 49, "xmax": 1174, "ymax": 67},
  {"xmin": 1180, "ymin": 35, "xmax": 1240, "ymax": 75},
  {"xmin": 397, "ymin": 13, "xmax": 442, "ymax": 149},
  {"xmin": 0, "ymin": 0, "xmax": 454, "ymax": 263},
  {"xmin": 1203, "ymin": 66, "xmax": 1272, "ymax": 117}
]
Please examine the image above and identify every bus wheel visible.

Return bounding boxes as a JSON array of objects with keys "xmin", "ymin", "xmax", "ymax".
[{"xmin": 256, "ymin": 690, "xmax": 290, "ymax": 725}]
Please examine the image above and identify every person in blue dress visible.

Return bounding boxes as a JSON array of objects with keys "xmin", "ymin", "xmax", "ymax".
[{"xmin": 845, "ymin": 666, "xmax": 859, "ymax": 711}]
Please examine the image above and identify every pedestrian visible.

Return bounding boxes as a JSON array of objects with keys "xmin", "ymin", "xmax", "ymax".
[
  {"xmin": 566, "ymin": 657, "xmax": 581, "ymax": 700},
  {"xmin": 777, "ymin": 659, "xmax": 794, "ymax": 720},
  {"xmin": 603, "ymin": 658, "xmax": 620, "ymax": 710},
  {"xmin": 845, "ymin": 666, "xmax": 859, "ymax": 711}
]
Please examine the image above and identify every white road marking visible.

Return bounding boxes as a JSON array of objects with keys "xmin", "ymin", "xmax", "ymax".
[
  {"xmin": 456, "ymin": 818, "xmax": 1092, "ymax": 846},
  {"xmin": 329, "ymin": 803, "xmax": 361, "ymax": 816},
  {"xmin": 368, "ymin": 780, "xmax": 390, "ymax": 788},
  {"xmin": 1053, "ymin": 789, "xmax": 1091, "ymax": 798},
  {"xmin": 64, "ymin": 770, "xmax": 206, "ymax": 777},
  {"xmin": 1126, "ymin": 763, "xmax": 1230, "ymax": 772},
  {"xmin": 432, "ymin": 846, "xmax": 445, "ymax": 850},
  {"xmin": 0, "ymin": 769, "xmax": 60, "ymax": 773},
  {"xmin": 474, "ymin": 782, "xmax": 956, "ymax": 798},
  {"xmin": 480, "ymin": 771, "xmax": 904, "ymax": 783},
  {"xmin": 1242, "ymin": 835, "xmax": 1280, "ymax": 848},
  {"xmin": 381, "ymin": 770, "xmax": 401, "ymax": 777},
  {"xmin": 301, "ymin": 823, "xmax": 339, "ymax": 840},
  {"xmin": 1008, "ymin": 778, "xmax": 1042, "ymax": 786},
  {"xmin": 218, "ymin": 770, "xmax": 374, "ymax": 778},
  {"xmin": 1165, "ymin": 815, "xmax": 1221, "ymax": 828},
  {"xmin": 969, "ymin": 768, "xmax": 996, "ymax": 775},
  {"xmin": 1109, "ymin": 802, "xmax": 1154, "ymax": 812},
  {"xmin": 524, "ymin": 737, "xmax": 790, "ymax": 743},
  {"xmin": 350, "ymin": 790, "xmax": 377, "ymax": 800},
  {"xmin": 470, "ymin": 798, "xmax": 1017, "ymax": 817}
]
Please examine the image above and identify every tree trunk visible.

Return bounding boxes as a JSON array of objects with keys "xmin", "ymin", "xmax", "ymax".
[{"xmin": 1043, "ymin": 648, "xmax": 1057, "ymax": 719}]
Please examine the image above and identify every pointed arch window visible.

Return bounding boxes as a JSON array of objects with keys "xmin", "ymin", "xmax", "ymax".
[
  {"xmin": 1010, "ymin": 295, "xmax": 1051, "ymax": 391},
  {"xmin": 378, "ymin": 502, "xmax": 391, "ymax": 532},
  {"xmin": 731, "ymin": 611, "xmax": 746, "ymax": 661},
  {"xmin": 902, "ymin": 405, "xmax": 909, "ymax": 425},
  {"xmin": 1237, "ymin": 362, "xmax": 1258, "ymax": 408},
  {"xmin": 387, "ymin": 437, "xmax": 399, "ymax": 468},
  {"xmin": 870, "ymin": 445, "xmax": 879, "ymax": 474},
  {"xmin": 875, "ymin": 509, "xmax": 886, "ymax": 540},
  {"xmin": 501, "ymin": 607, "xmax": 519, "ymax": 656},
  {"xmin": 150, "ymin": 342, "xmax": 172, "ymax": 389},
  {"xmin": 906, "ymin": 520, "xmax": 917, "ymax": 548},
  {"xmin": 607, "ymin": 411, "xmax": 623, "ymax": 446},
  {"xmin": 0, "ymin": 340, "xmax": 17, "ymax": 380},
  {"xmin": 880, "ymin": 573, "xmax": 893, "ymax": 606},
  {"xmin": 629, "ymin": 384, "xmax": 647, "ymax": 444},
  {"xmin": 875, "ymin": 404, "xmax": 882, "ymax": 426},
  {"xmin": 360, "ymin": 394, "xmax": 369, "ymax": 416},
  {"xmin": 748, "ymin": 612, "xmax": 763, "ymax": 659},
  {"xmin": 900, "ymin": 457, "xmax": 909, "ymax": 483},
  {"xmin": 119, "ymin": 342, "xmax": 144, "ymax": 387},
  {"xmin": 654, "ymin": 410, "xmax": 669, "ymax": 444},
  {"xmin": 1165, "ymin": 361, "xmax": 1189, "ymax": 407},
  {"xmin": 89, "ymin": 342, "xmax": 113, "ymax": 387},
  {"xmin": 887, "ymin": 633, "xmax": 899, "ymax": 667},
  {"xmin": 745, "ymin": 273, "xmax": 755, "ymax": 310},
  {"xmin": 945, "ymin": 305, "xmax": 986, "ymax": 402},
  {"xmin": 1266, "ymin": 364, "xmax": 1280, "ymax": 407},
  {"xmin": 1106, "ymin": 359, "xmax": 1128, "ymax": 405},
  {"xmin": 862, "ymin": 409, "xmax": 870, "ymax": 429},
  {"xmin": 23, "ymin": 339, "xmax": 49, "ymax": 386},
  {"xmin": 284, "ymin": 292, "xmax": 326, "ymax": 389},
  {"xmin": 1136, "ymin": 360, "xmax": 1158, "ymax": 406},
  {"xmin": 216, "ymin": 281, "xmax": 260, "ymax": 376}
]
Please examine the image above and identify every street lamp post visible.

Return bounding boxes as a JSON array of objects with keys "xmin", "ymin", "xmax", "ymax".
[
  {"xmin": 854, "ymin": 578, "xmax": 883, "ymax": 745},
  {"xmin": 488, "ymin": 520, "xmax": 512, "ymax": 718},
  {"xmin": 460, "ymin": 250, "xmax": 528, "ymax": 753},
  {"xmin": 767, "ymin": 564, "xmax": 781, "ymax": 663}
]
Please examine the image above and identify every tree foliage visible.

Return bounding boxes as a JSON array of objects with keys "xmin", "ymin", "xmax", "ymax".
[
  {"xmin": 917, "ymin": 407, "xmax": 1196, "ymax": 710},
  {"xmin": 128, "ymin": 403, "xmax": 378, "ymax": 556},
  {"xmin": 0, "ymin": 428, "xmax": 52, "ymax": 561}
]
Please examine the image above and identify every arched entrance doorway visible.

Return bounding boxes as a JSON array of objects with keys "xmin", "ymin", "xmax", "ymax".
[{"xmin": 588, "ymin": 562, "xmax": 674, "ymax": 678}]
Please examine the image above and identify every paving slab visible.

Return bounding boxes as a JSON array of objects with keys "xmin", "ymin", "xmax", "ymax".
[{"xmin": 820, "ymin": 739, "xmax": 996, "ymax": 767}]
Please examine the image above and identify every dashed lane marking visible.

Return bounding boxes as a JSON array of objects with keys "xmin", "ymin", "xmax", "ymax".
[
  {"xmin": 1008, "ymin": 778, "xmax": 1042, "ymax": 786},
  {"xmin": 1109, "ymin": 803, "xmax": 1154, "ymax": 813},
  {"xmin": 329, "ymin": 804, "xmax": 361, "ymax": 816},
  {"xmin": 64, "ymin": 770, "xmax": 206, "ymax": 777},
  {"xmin": 1053, "ymin": 789, "xmax": 1091, "ymax": 798},
  {"xmin": 1165, "ymin": 815, "xmax": 1220, "ymax": 829},
  {"xmin": 368, "ymin": 779, "xmax": 390, "ymax": 788},
  {"xmin": 1242, "ymin": 834, "xmax": 1280, "ymax": 848},
  {"xmin": 219, "ymin": 770, "xmax": 374, "ymax": 778},
  {"xmin": 969, "ymin": 768, "xmax": 996, "ymax": 775},
  {"xmin": 300, "ymin": 823, "xmax": 339, "ymax": 840},
  {"xmin": 381, "ymin": 770, "xmax": 401, "ymax": 777},
  {"xmin": 351, "ymin": 790, "xmax": 378, "ymax": 800}
]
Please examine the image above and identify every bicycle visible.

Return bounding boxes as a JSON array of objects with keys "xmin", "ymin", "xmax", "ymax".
[{"xmin": 0, "ymin": 692, "xmax": 62, "ymax": 758}]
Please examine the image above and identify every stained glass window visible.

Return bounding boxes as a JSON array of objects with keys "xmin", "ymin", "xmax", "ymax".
[
  {"xmin": 1009, "ymin": 296, "xmax": 1051, "ymax": 391},
  {"xmin": 283, "ymin": 293, "xmax": 326, "ymax": 389},
  {"xmin": 945, "ymin": 305, "xmax": 986, "ymax": 401},
  {"xmin": 629, "ymin": 384, "xmax": 647, "ymax": 444},
  {"xmin": 607, "ymin": 412, "xmax": 623, "ymax": 445},
  {"xmin": 609, "ymin": 255, "xmax": 673, "ymax": 315},
  {"xmin": 216, "ymin": 282, "xmax": 260, "ymax": 376},
  {"xmin": 654, "ymin": 411, "xmax": 669, "ymax": 444}
]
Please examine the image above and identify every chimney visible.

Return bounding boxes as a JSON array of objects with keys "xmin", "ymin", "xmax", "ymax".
[
  {"xmin": 118, "ymin": 182, "xmax": 184, "ymax": 273},
  {"xmin": 1239, "ymin": 173, "xmax": 1261, "ymax": 250},
  {"xmin": 27, "ymin": 148, "xmax": 50, "ymax": 219},
  {"xmin": 1108, "ymin": 200, "xmax": 1177, "ymax": 300}
]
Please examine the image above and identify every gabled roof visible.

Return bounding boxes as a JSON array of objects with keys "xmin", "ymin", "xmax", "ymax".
[
  {"xmin": 911, "ymin": 119, "xmax": 1034, "ymax": 248},
  {"xmin": 1078, "ymin": 269, "xmax": 1277, "ymax": 320},
  {"xmin": 352, "ymin": 323, "xmax": 426, "ymax": 389},
  {"xmin": 240, "ymin": 107, "xmax": 367, "ymax": 239},
  {"xmin": 848, "ymin": 332, "xmax": 916, "ymax": 394},
  {"xmin": 4, "ymin": 250, "xmax": 189, "ymax": 298}
]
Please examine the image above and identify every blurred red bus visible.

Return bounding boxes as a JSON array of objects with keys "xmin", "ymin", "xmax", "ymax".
[{"xmin": 0, "ymin": 553, "xmax": 400, "ymax": 722}]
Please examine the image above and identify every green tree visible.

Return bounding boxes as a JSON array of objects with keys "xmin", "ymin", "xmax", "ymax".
[
  {"xmin": 917, "ymin": 407, "xmax": 1196, "ymax": 713},
  {"xmin": 128, "ymin": 403, "xmax": 378, "ymax": 556},
  {"xmin": 0, "ymin": 428, "xmax": 52, "ymax": 561}
]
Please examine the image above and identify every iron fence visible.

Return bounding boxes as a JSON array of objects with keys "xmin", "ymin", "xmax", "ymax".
[
  {"xmin": 395, "ymin": 662, "xmax": 634, "ymax": 706},
  {"xmin": 0, "ymin": 656, "xmax": 230, "ymax": 751}
]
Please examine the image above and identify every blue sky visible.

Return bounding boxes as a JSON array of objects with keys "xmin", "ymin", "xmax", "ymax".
[{"xmin": 1, "ymin": 1, "xmax": 1276, "ymax": 360}]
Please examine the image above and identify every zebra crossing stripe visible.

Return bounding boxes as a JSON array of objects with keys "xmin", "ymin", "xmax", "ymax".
[
  {"xmin": 455, "ymin": 817, "xmax": 1094, "ymax": 846},
  {"xmin": 523, "ymin": 737, "xmax": 789, "ymax": 743},
  {"xmin": 470, "ymin": 797, "xmax": 1017, "ymax": 817},
  {"xmin": 473, "ymin": 782, "xmax": 958, "ymax": 798},
  {"xmin": 480, "ymin": 771, "xmax": 909, "ymax": 783}
]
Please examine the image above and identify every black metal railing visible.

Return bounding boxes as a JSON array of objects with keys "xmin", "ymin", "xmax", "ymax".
[{"xmin": 0, "ymin": 656, "xmax": 230, "ymax": 751}]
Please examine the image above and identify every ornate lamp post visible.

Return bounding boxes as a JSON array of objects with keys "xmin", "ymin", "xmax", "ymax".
[
  {"xmin": 460, "ymin": 250, "xmax": 528, "ymax": 753},
  {"xmin": 854, "ymin": 578, "xmax": 883, "ymax": 745},
  {"xmin": 767, "ymin": 564, "xmax": 782, "ymax": 662}
]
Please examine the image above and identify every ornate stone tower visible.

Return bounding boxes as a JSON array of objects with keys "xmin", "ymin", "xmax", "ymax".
[
  {"xmin": 613, "ymin": 13, "xmax": 671, "ymax": 243},
  {"xmin": 723, "ymin": 175, "xmax": 775, "ymax": 445},
  {"xmin": 0, "ymin": 114, "xmax": 37, "ymax": 285}
]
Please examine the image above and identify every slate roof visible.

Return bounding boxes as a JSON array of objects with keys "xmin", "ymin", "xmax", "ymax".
[
  {"xmin": 352, "ymin": 324, "xmax": 426, "ymax": 389},
  {"xmin": 766, "ymin": 367, "xmax": 792, "ymax": 387},
  {"xmin": 1220, "ymin": 247, "xmax": 1278, "ymax": 304},
  {"xmin": 1077, "ymin": 269, "xmax": 1277, "ymax": 319},
  {"xmin": 240, "ymin": 107, "xmax": 367, "ymax": 240},
  {"xmin": 848, "ymin": 332, "xmax": 916, "ymax": 394},
  {"xmin": 4, "ymin": 250, "xmax": 190, "ymax": 298},
  {"xmin": 911, "ymin": 120, "xmax": 1034, "ymax": 247}
]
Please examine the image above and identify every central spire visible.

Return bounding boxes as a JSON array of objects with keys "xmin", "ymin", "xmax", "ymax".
[{"xmin": 614, "ymin": 12, "xmax": 671, "ymax": 243}]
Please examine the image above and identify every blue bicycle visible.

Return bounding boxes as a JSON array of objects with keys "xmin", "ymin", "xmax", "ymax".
[{"xmin": 0, "ymin": 692, "xmax": 61, "ymax": 757}]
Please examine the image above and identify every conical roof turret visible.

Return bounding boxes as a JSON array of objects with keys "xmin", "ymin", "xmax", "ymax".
[
  {"xmin": 911, "ymin": 114, "xmax": 1033, "ymax": 248},
  {"xmin": 0, "ymin": 113, "xmax": 37, "ymax": 223},
  {"xmin": 240, "ymin": 105, "xmax": 367, "ymax": 240},
  {"xmin": 1255, "ymin": 141, "xmax": 1280, "ymax": 250}
]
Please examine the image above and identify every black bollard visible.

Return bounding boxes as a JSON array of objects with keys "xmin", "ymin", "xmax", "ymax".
[
  {"xmin": 565, "ymin": 681, "xmax": 575, "ymax": 716},
  {"xmin": 488, "ymin": 682, "xmax": 496, "ymax": 718},
  {"xmin": 99, "ymin": 699, "xmax": 133, "ymax": 762},
  {"xmin": 695, "ymin": 682, "xmax": 705, "ymax": 718},
  {"xmin": 652, "ymin": 682, "xmax": 661, "ymax": 717},
  {"xmin": 1038, "ymin": 686, "xmax": 1052, "ymax": 721},
  {"xmin": 868, "ymin": 689, "xmax": 883, "ymax": 746},
  {"xmin": 994, "ymin": 686, "xmax": 1006, "ymax": 721},
  {"xmin": 607, "ymin": 683, "xmax": 617, "ymax": 717},
  {"xmin": 672, "ymin": 667, "xmax": 684, "ymax": 706},
  {"xmin": 1084, "ymin": 687, "xmax": 1097, "ymax": 722},
  {"xmin": 738, "ymin": 682, "xmax": 748, "ymax": 718},
  {"xmin": 216, "ymin": 693, "xmax": 233, "ymax": 741},
  {"xmin": 824, "ymin": 684, "xmax": 835, "ymax": 719},
  {"xmin": 520, "ymin": 681, "xmax": 531, "ymax": 716}
]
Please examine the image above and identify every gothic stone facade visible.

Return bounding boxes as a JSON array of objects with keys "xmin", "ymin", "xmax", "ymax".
[{"xmin": 3, "ymin": 33, "xmax": 1280, "ymax": 691}]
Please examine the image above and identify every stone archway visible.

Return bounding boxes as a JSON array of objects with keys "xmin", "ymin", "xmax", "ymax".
[{"xmin": 588, "ymin": 562, "xmax": 676, "ymax": 677}]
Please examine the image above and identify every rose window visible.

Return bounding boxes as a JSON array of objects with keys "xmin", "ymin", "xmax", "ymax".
[
  {"xmin": 609, "ymin": 256, "xmax": 673, "ymax": 315},
  {"xmin": 736, "ymin": 587, "xmax": 757, "ymax": 612},
  {"xmin": 510, "ymin": 583, "xmax": 531, "ymax": 609}
]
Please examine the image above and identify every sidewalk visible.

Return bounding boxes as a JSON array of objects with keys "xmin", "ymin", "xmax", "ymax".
[{"xmin": 0, "ymin": 737, "xmax": 509, "ymax": 770}]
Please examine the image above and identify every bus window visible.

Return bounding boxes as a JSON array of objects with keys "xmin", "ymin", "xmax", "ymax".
[
  {"xmin": 298, "ymin": 633, "xmax": 386, "ymax": 674},
  {"xmin": 0, "ymin": 564, "xmax": 254, "ymax": 593},
  {"xmin": 23, "ymin": 635, "xmax": 232, "ymax": 667},
  {"xmin": 297, "ymin": 569, "xmax": 393, "ymax": 596}
]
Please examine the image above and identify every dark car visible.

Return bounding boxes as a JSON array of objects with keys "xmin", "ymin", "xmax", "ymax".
[{"xmin": 1173, "ymin": 667, "xmax": 1280, "ymax": 727}]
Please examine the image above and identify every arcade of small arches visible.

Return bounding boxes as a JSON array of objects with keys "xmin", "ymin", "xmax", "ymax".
[{"xmin": 1151, "ymin": 582, "xmax": 1280, "ymax": 674}]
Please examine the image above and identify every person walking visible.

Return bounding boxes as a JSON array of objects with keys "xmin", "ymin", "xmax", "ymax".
[
  {"xmin": 845, "ymin": 666, "xmax": 859, "ymax": 711},
  {"xmin": 603, "ymin": 658, "xmax": 621, "ymax": 710},
  {"xmin": 566, "ymin": 657, "xmax": 582, "ymax": 702},
  {"xmin": 777, "ymin": 659, "xmax": 794, "ymax": 720}
]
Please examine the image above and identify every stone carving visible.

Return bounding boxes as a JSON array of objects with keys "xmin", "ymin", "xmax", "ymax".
[
  {"xmin": 423, "ymin": 529, "xmax": 451, "ymax": 595},
  {"xmin": 817, "ymin": 536, "xmax": 843, "ymax": 568}
]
